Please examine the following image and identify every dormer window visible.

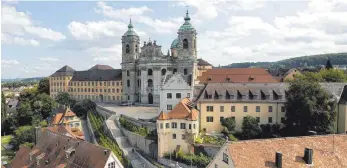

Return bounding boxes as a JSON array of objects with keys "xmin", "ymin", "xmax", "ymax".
[
  {"xmin": 208, "ymin": 77, "xmax": 212, "ymax": 81},
  {"xmin": 226, "ymin": 77, "xmax": 230, "ymax": 82},
  {"xmin": 248, "ymin": 76, "xmax": 254, "ymax": 81}
]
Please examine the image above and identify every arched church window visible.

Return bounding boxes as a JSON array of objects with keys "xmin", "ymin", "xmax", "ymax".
[
  {"xmin": 148, "ymin": 79, "xmax": 153, "ymax": 87},
  {"xmin": 184, "ymin": 68, "xmax": 188, "ymax": 75},
  {"xmin": 183, "ymin": 39, "xmax": 188, "ymax": 49},
  {"xmin": 127, "ymin": 80, "xmax": 130, "ymax": 88},
  {"xmin": 127, "ymin": 70, "xmax": 130, "ymax": 76},
  {"xmin": 173, "ymin": 69, "xmax": 177, "ymax": 74},
  {"xmin": 138, "ymin": 79, "xmax": 141, "ymax": 87},
  {"xmin": 126, "ymin": 44, "xmax": 130, "ymax": 53},
  {"xmin": 148, "ymin": 69, "xmax": 153, "ymax": 76},
  {"xmin": 161, "ymin": 69, "xmax": 166, "ymax": 76},
  {"xmin": 135, "ymin": 45, "xmax": 138, "ymax": 52}
]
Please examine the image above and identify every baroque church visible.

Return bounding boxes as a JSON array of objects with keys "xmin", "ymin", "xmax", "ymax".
[{"xmin": 121, "ymin": 10, "xmax": 198, "ymax": 105}]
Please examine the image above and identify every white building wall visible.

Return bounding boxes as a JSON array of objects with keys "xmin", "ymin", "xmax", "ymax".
[
  {"xmin": 104, "ymin": 152, "xmax": 124, "ymax": 168},
  {"xmin": 159, "ymin": 74, "xmax": 193, "ymax": 113}
]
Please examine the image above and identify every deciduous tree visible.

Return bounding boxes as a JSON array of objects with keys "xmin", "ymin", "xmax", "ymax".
[
  {"xmin": 284, "ymin": 79, "xmax": 336, "ymax": 136},
  {"xmin": 241, "ymin": 116, "xmax": 261, "ymax": 139},
  {"xmin": 37, "ymin": 77, "xmax": 50, "ymax": 94}
]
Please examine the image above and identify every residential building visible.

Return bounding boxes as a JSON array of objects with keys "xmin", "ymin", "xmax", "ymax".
[
  {"xmin": 49, "ymin": 64, "xmax": 123, "ymax": 103},
  {"xmin": 273, "ymin": 68, "xmax": 302, "ymax": 82},
  {"xmin": 195, "ymin": 58, "xmax": 213, "ymax": 84},
  {"xmin": 195, "ymin": 83, "xmax": 346, "ymax": 133},
  {"xmin": 198, "ymin": 68, "xmax": 279, "ymax": 84},
  {"xmin": 157, "ymin": 98, "xmax": 199, "ymax": 157},
  {"xmin": 51, "ymin": 105, "xmax": 82, "ymax": 131},
  {"xmin": 45, "ymin": 125, "xmax": 84, "ymax": 140},
  {"xmin": 121, "ymin": 10, "xmax": 198, "ymax": 105},
  {"xmin": 207, "ymin": 134, "xmax": 347, "ymax": 168},
  {"xmin": 159, "ymin": 74, "xmax": 193, "ymax": 113},
  {"xmin": 10, "ymin": 127, "xmax": 123, "ymax": 168}
]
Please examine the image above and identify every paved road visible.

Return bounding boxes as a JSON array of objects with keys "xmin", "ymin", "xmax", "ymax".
[{"xmin": 81, "ymin": 119, "xmax": 92, "ymax": 143}]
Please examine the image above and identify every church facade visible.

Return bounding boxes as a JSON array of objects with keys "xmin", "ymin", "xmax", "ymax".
[{"xmin": 121, "ymin": 10, "xmax": 199, "ymax": 105}]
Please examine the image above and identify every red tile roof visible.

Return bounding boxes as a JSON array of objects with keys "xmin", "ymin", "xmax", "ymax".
[
  {"xmin": 198, "ymin": 68, "xmax": 278, "ymax": 84},
  {"xmin": 10, "ymin": 128, "xmax": 114, "ymax": 168},
  {"xmin": 158, "ymin": 98, "xmax": 199, "ymax": 121},
  {"xmin": 220, "ymin": 134, "xmax": 347, "ymax": 168},
  {"xmin": 45, "ymin": 125, "xmax": 84, "ymax": 140}
]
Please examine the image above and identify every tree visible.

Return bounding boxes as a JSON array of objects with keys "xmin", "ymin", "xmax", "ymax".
[
  {"xmin": 1, "ymin": 115, "xmax": 17, "ymax": 136},
  {"xmin": 325, "ymin": 59, "xmax": 333, "ymax": 70},
  {"xmin": 55, "ymin": 92, "xmax": 74, "ymax": 106},
  {"xmin": 221, "ymin": 117, "xmax": 236, "ymax": 133},
  {"xmin": 32, "ymin": 93, "xmax": 57, "ymax": 119},
  {"xmin": 260, "ymin": 124, "xmax": 281, "ymax": 138},
  {"xmin": 37, "ymin": 77, "xmax": 50, "ymax": 94},
  {"xmin": 15, "ymin": 101, "xmax": 34, "ymax": 126},
  {"xmin": 319, "ymin": 69, "xmax": 347, "ymax": 82},
  {"xmin": 18, "ymin": 87, "xmax": 38, "ymax": 103},
  {"xmin": 10, "ymin": 126, "xmax": 35, "ymax": 150},
  {"xmin": 1, "ymin": 92, "xmax": 7, "ymax": 122},
  {"xmin": 241, "ymin": 116, "xmax": 261, "ymax": 139},
  {"xmin": 72, "ymin": 99, "xmax": 96, "ymax": 118},
  {"xmin": 284, "ymin": 79, "xmax": 336, "ymax": 136}
]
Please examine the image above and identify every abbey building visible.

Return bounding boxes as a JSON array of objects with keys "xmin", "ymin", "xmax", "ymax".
[{"xmin": 121, "ymin": 10, "xmax": 199, "ymax": 105}]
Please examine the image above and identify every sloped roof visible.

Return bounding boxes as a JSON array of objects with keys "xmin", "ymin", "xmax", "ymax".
[
  {"xmin": 198, "ymin": 68, "xmax": 278, "ymax": 84},
  {"xmin": 46, "ymin": 125, "xmax": 84, "ymax": 140},
  {"xmin": 89, "ymin": 64, "xmax": 114, "ymax": 70},
  {"xmin": 224, "ymin": 134, "xmax": 347, "ymax": 168},
  {"xmin": 50, "ymin": 65, "xmax": 75, "ymax": 77},
  {"xmin": 10, "ymin": 128, "xmax": 114, "ymax": 168},
  {"xmin": 158, "ymin": 98, "xmax": 199, "ymax": 121},
  {"xmin": 197, "ymin": 58, "xmax": 212, "ymax": 66},
  {"xmin": 51, "ymin": 106, "xmax": 78, "ymax": 125},
  {"xmin": 71, "ymin": 69, "xmax": 122, "ymax": 81},
  {"xmin": 157, "ymin": 111, "xmax": 168, "ymax": 120},
  {"xmin": 51, "ymin": 113, "xmax": 64, "ymax": 125}
]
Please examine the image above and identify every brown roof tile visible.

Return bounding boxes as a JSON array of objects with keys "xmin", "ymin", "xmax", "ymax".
[
  {"xmin": 226, "ymin": 135, "xmax": 347, "ymax": 168},
  {"xmin": 158, "ymin": 98, "xmax": 199, "ymax": 121},
  {"xmin": 198, "ymin": 68, "xmax": 278, "ymax": 84},
  {"xmin": 11, "ymin": 128, "xmax": 114, "ymax": 168},
  {"xmin": 51, "ymin": 113, "xmax": 64, "ymax": 125}
]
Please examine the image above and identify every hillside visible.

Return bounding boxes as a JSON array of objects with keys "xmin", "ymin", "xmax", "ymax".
[{"xmin": 222, "ymin": 53, "xmax": 347, "ymax": 69}]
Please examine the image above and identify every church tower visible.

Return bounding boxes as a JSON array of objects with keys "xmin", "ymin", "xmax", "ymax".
[
  {"xmin": 121, "ymin": 19, "xmax": 140, "ymax": 103},
  {"xmin": 175, "ymin": 9, "xmax": 198, "ymax": 84}
]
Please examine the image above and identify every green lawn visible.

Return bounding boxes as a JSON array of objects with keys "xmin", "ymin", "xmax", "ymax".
[{"xmin": 1, "ymin": 135, "xmax": 15, "ymax": 165}]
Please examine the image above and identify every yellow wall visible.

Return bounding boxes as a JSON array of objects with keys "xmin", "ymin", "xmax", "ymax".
[
  {"xmin": 284, "ymin": 69, "xmax": 301, "ymax": 81},
  {"xmin": 157, "ymin": 119, "xmax": 199, "ymax": 157},
  {"xmin": 49, "ymin": 77, "xmax": 123, "ymax": 102},
  {"xmin": 198, "ymin": 102, "xmax": 286, "ymax": 133},
  {"xmin": 63, "ymin": 116, "xmax": 82, "ymax": 131}
]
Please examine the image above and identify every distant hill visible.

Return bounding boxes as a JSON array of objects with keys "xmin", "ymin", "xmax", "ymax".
[
  {"xmin": 222, "ymin": 53, "xmax": 347, "ymax": 70},
  {"xmin": 1, "ymin": 77, "xmax": 44, "ymax": 84}
]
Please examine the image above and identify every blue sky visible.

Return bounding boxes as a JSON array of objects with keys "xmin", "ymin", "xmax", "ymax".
[{"xmin": 2, "ymin": 0, "xmax": 347, "ymax": 79}]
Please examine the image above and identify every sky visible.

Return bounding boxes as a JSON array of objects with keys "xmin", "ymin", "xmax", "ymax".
[{"xmin": 1, "ymin": 0, "xmax": 347, "ymax": 79}]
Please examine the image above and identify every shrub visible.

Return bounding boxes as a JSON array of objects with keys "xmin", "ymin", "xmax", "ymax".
[
  {"xmin": 164, "ymin": 150, "xmax": 212, "ymax": 167},
  {"xmin": 227, "ymin": 134, "xmax": 238, "ymax": 141}
]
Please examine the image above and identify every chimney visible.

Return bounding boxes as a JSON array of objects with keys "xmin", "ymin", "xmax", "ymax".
[
  {"xmin": 275, "ymin": 152, "xmax": 282, "ymax": 168},
  {"xmin": 303, "ymin": 148, "xmax": 313, "ymax": 164},
  {"xmin": 104, "ymin": 150, "xmax": 108, "ymax": 155}
]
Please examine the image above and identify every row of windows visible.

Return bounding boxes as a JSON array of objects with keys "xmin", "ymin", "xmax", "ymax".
[
  {"xmin": 206, "ymin": 116, "xmax": 285, "ymax": 124},
  {"xmin": 51, "ymin": 81, "xmax": 122, "ymax": 87},
  {"xmin": 205, "ymin": 92, "xmax": 284, "ymax": 101},
  {"xmin": 166, "ymin": 93, "xmax": 191, "ymax": 99},
  {"xmin": 159, "ymin": 122, "xmax": 196, "ymax": 130},
  {"xmin": 73, "ymin": 95, "xmax": 121, "ymax": 101},
  {"xmin": 51, "ymin": 76, "xmax": 70, "ymax": 81},
  {"xmin": 127, "ymin": 68, "xmax": 189, "ymax": 77},
  {"xmin": 51, "ymin": 88, "xmax": 123, "ymax": 93},
  {"xmin": 171, "ymin": 133, "xmax": 186, "ymax": 140},
  {"xmin": 206, "ymin": 105, "xmax": 285, "ymax": 113}
]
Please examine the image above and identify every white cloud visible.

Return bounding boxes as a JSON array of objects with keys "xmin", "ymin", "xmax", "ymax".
[
  {"xmin": 2, "ymin": 59, "xmax": 19, "ymax": 68},
  {"xmin": 1, "ymin": 5, "xmax": 66, "ymax": 42},
  {"xmin": 95, "ymin": 1, "xmax": 152, "ymax": 18},
  {"xmin": 2, "ymin": 33, "xmax": 40, "ymax": 46},
  {"xmin": 95, "ymin": 2, "xmax": 181, "ymax": 34},
  {"xmin": 39, "ymin": 57, "xmax": 61, "ymax": 62}
]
